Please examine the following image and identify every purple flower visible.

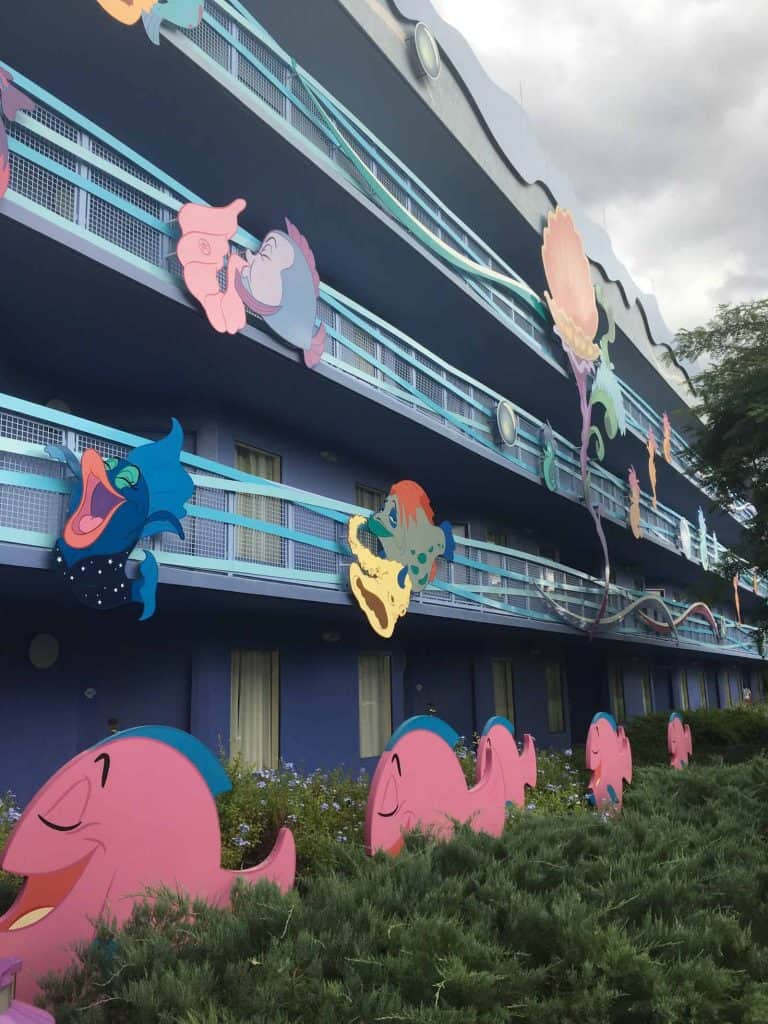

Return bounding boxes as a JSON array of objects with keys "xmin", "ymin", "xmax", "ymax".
[
  {"xmin": 257, "ymin": 780, "xmax": 267, "ymax": 789},
  {"xmin": 320, "ymin": 802, "xmax": 329, "ymax": 811}
]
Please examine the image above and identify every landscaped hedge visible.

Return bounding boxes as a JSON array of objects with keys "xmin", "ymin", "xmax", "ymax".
[
  {"xmin": 0, "ymin": 791, "xmax": 21, "ymax": 917},
  {"xmin": 35, "ymin": 756, "xmax": 768, "ymax": 1022},
  {"xmin": 625, "ymin": 703, "xmax": 768, "ymax": 766}
]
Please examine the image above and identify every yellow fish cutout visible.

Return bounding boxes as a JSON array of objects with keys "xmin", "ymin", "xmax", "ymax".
[{"xmin": 348, "ymin": 515, "xmax": 412, "ymax": 638}]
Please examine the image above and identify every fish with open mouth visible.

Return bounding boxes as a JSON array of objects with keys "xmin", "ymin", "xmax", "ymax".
[
  {"xmin": 0, "ymin": 726, "xmax": 296, "ymax": 1001},
  {"xmin": 46, "ymin": 419, "xmax": 193, "ymax": 620}
]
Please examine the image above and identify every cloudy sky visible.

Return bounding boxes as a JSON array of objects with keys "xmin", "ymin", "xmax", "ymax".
[{"xmin": 434, "ymin": 0, "xmax": 767, "ymax": 334}]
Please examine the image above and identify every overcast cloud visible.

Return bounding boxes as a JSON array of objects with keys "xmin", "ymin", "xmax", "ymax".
[{"xmin": 434, "ymin": 0, "xmax": 768, "ymax": 333}]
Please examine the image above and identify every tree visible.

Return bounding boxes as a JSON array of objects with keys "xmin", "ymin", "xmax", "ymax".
[{"xmin": 674, "ymin": 298, "xmax": 768, "ymax": 583}]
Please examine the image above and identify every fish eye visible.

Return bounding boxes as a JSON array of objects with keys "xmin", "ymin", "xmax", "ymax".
[
  {"xmin": 94, "ymin": 752, "xmax": 110, "ymax": 788},
  {"xmin": 391, "ymin": 753, "xmax": 402, "ymax": 776},
  {"xmin": 114, "ymin": 464, "xmax": 140, "ymax": 490}
]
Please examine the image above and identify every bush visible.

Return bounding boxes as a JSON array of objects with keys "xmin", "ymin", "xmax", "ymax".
[
  {"xmin": 626, "ymin": 705, "xmax": 768, "ymax": 766},
  {"xmin": 37, "ymin": 756, "xmax": 768, "ymax": 1023},
  {"xmin": 216, "ymin": 757, "xmax": 369, "ymax": 880},
  {"xmin": 0, "ymin": 791, "xmax": 22, "ymax": 916}
]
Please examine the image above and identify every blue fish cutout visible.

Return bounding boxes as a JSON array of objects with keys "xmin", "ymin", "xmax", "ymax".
[
  {"xmin": 47, "ymin": 419, "xmax": 193, "ymax": 620},
  {"xmin": 142, "ymin": 0, "xmax": 204, "ymax": 45}
]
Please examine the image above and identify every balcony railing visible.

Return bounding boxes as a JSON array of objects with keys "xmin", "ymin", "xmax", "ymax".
[
  {"xmin": 1, "ymin": 64, "xmax": 761, "ymax": 600},
  {"xmin": 0, "ymin": 394, "xmax": 759, "ymax": 659},
  {"xmin": 165, "ymin": 0, "xmax": 750, "ymax": 522}
]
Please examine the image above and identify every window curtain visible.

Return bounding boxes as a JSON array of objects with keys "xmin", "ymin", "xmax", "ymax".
[
  {"xmin": 358, "ymin": 653, "xmax": 392, "ymax": 758},
  {"xmin": 546, "ymin": 662, "xmax": 565, "ymax": 733},
  {"xmin": 230, "ymin": 649, "xmax": 279, "ymax": 769},
  {"xmin": 609, "ymin": 666, "xmax": 626, "ymax": 724},
  {"xmin": 641, "ymin": 670, "xmax": 653, "ymax": 715},
  {"xmin": 492, "ymin": 659, "xmax": 515, "ymax": 726},
  {"xmin": 235, "ymin": 445, "xmax": 282, "ymax": 566}
]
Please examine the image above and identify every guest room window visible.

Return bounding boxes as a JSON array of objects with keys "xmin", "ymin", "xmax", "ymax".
[
  {"xmin": 230, "ymin": 649, "xmax": 279, "ymax": 769},
  {"xmin": 608, "ymin": 664, "xmax": 626, "ymax": 724},
  {"xmin": 640, "ymin": 668, "xmax": 653, "ymax": 715},
  {"xmin": 492, "ymin": 659, "xmax": 516, "ymax": 727},
  {"xmin": 679, "ymin": 670, "xmax": 690, "ymax": 711},
  {"xmin": 545, "ymin": 661, "xmax": 565, "ymax": 733},
  {"xmin": 235, "ymin": 443, "xmax": 282, "ymax": 566},
  {"xmin": 355, "ymin": 484, "xmax": 387, "ymax": 512},
  {"xmin": 359, "ymin": 653, "xmax": 392, "ymax": 758}
]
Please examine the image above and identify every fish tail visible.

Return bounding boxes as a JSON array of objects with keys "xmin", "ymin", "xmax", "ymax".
[
  {"xmin": 134, "ymin": 550, "xmax": 159, "ymax": 620},
  {"xmin": 238, "ymin": 825, "xmax": 296, "ymax": 893},
  {"xmin": 303, "ymin": 322, "xmax": 326, "ymax": 368},
  {"xmin": 440, "ymin": 521, "xmax": 455, "ymax": 562},
  {"xmin": 141, "ymin": 6, "xmax": 163, "ymax": 44}
]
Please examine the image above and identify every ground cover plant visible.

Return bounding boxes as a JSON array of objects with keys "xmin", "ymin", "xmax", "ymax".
[
  {"xmin": 625, "ymin": 703, "xmax": 768, "ymax": 766},
  {"xmin": 31, "ymin": 751, "xmax": 768, "ymax": 1023}
]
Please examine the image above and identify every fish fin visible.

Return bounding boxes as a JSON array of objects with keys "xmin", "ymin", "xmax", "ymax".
[
  {"xmin": 134, "ymin": 551, "xmax": 159, "ymax": 621},
  {"xmin": 142, "ymin": 510, "xmax": 186, "ymax": 539},
  {"xmin": 607, "ymin": 784, "xmax": 618, "ymax": 805},
  {"xmin": 141, "ymin": 6, "xmax": 163, "ymax": 44},
  {"xmin": 45, "ymin": 444, "xmax": 82, "ymax": 478},
  {"xmin": 440, "ymin": 521, "xmax": 455, "ymax": 562},
  {"xmin": 303, "ymin": 323, "xmax": 326, "ymax": 368}
]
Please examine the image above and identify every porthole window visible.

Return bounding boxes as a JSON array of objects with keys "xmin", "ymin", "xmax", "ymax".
[{"xmin": 411, "ymin": 22, "xmax": 441, "ymax": 80}]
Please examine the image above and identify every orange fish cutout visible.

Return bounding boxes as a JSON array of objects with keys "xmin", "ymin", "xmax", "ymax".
[
  {"xmin": 734, "ymin": 575, "xmax": 742, "ymax": 624},
  {"xmin": 628, "ymin": 466, "xmax": 642, "ymax": 539},
  {"xmin": 647, "ymin": 428, "xmax": 658, "ymax": 509},
  {"xmin": 662, "ymin": 413, "xmax": 673, "ymax": 464}
]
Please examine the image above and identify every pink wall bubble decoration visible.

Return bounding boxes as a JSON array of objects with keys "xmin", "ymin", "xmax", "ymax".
[
  {"xmin": 667, "ymin": 712, "xmax": 692, "ymax": 770},
  {"xmin": 0, "ymin": 727, "xmax": 295, "ymax": 1002},
  {"xmin": 365, "ymin": 715, "xmax": 534, "ymax": 856},
  {"xmin": 585, "ymin": 712, "xmax": 632, "ymax": 810}
]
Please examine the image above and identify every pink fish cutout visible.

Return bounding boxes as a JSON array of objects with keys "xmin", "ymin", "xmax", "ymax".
[
  {"xmin": 0, "ymin": 958, "xmax": 54, "ymax": 1022},
  {"xmin": 0, "ymin": 727, "xmax": 295, "ymax": 1002},
  {"xmin": 176, "ymin": 199, "xmax": 248, "ymax": 335},
  {"xmin": 667, "ymin": 712, "xmax": 692, "ymax": 770},
  {"xmin": 365, "ymin": 715, "xmax": 533, "ymax": 856},
  {"xmin": 476, "ymin": 716, "xmax": 536, "ymax": 808},
  {"xmin": 0, "ymin": 68, "xmax": 36, "ymax": 200},
  {"xmin": 585, "ymin": 712, "xmax": 632, "ymax": 810}
]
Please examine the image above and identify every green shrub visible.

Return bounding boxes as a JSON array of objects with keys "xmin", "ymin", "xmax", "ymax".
[
  {"xmin": 626, "ymin": 705, "xmax": 768, "ymax": 766},
  {"xmin": 37, "ymin": 756, "xmax": 768, "ymax": 1023},
  {"xmin": 0, "ymin": 791, "xmax": 22, "ymax": 916},
  {"xmin": 216, "ymin": 757, "xmax": 369, "ymax": 879}
]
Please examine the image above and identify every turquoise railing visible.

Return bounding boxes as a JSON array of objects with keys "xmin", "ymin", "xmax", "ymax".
[
  {"xmin": 1, "ymin": 64, "xmax": 762, "ymax": 601},
  {"xmin": 0, "ymin": 393, "xmax": 759, "ymax": 657},
  {"xmin": 167, "ymin": 0, "xmax": 750, "ymax": 522}
]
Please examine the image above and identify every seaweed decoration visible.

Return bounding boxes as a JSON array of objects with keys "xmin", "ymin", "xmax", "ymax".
[{"xmin": 539, "ymin": 208, "xmax": 626, "ymax": 632}]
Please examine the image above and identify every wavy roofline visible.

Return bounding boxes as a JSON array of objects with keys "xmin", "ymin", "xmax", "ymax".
[{"xmin": 387, "ymin": 0, "xmax": 696, "ymax": 397}]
